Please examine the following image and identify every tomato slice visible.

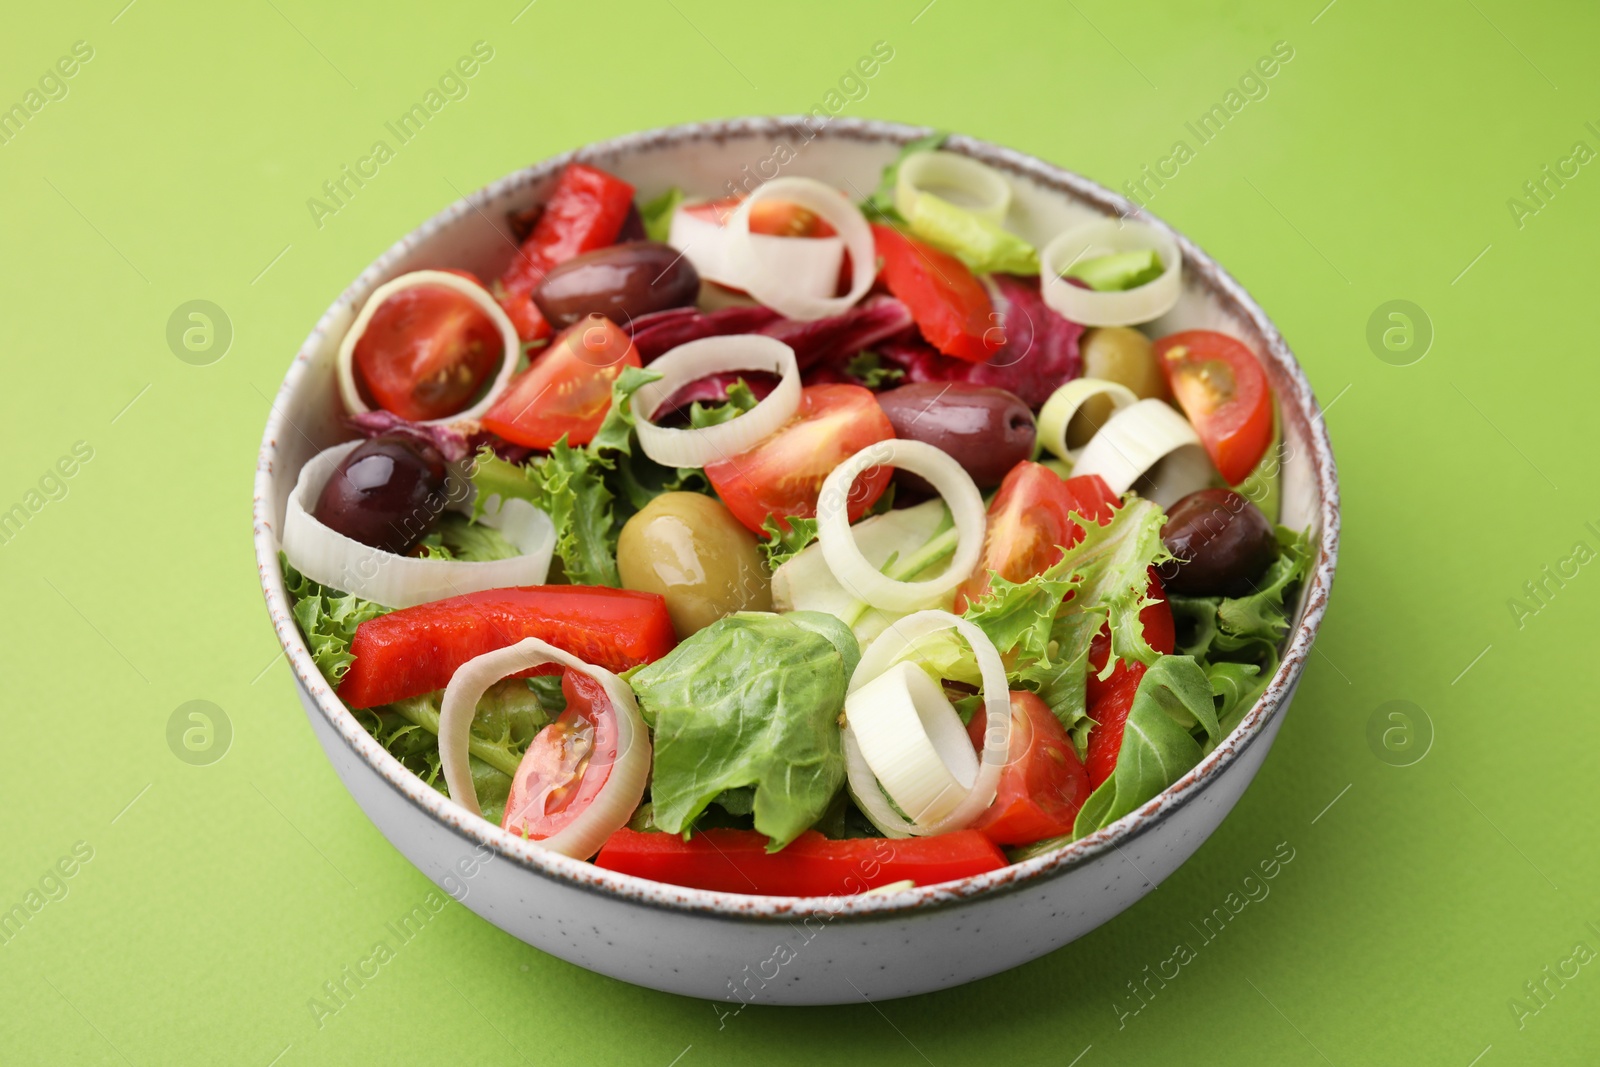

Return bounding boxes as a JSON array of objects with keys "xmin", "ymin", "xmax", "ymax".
[
  {"xmin": 1083, "ymin": 574, "xmax": 1175, "ymax": 789},
  {"xmin": 964, "ymin": 691, "xmax": 1092, "ymax": 846},
  {"xmin": 481, "ymin": 316, "xmax": 641, "ymax": 450},
  {"xmin": 682, "ymin": 197, "xmax": 838, "ymax": 238},
  {"xmin": 1156, "ymin": 330, "xmax": 1273, "ymax": 485},
  {"xmin": 503, "ymin": 670, "xmax": 617, "ymax": 841},
  {"xmin": 955, "ymin": 465, "xmax": 1119, "ymax": 611},
  {"xmin": 871, "ymin": 223, "xmax": 1001, "ymax": 363},
  {"xmin": 704, "ymin": 383, "xmax": 895, "ymax": 533},
  {"xmin": 351, "ymin": 270, "xmax": 506, "ymax": 422},
  {"xmin": 593, "ymin": 828, "xmax": 1007, "ymax": 895},
  {"xmin": 337, "ymin": 586, "xmax": 676, "ymax": 709}
]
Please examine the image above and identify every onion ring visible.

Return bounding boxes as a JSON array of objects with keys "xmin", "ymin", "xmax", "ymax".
[
  {"xmin": 725, "ymin": 178, "xmax": 877, "ymax": 321},
  {"xmin": 438, "ymin": 637, "xmax": 649, "ymax": 860},
  {"xmin": 630, "ymin": 335, "xmax": 800, "ymax": 469},
  {"xmin": 1040, "ymin": 220, "xmax": 1182, "ymax": 327}
]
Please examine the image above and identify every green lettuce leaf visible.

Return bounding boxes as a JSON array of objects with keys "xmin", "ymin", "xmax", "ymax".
[
  {"xmin": 687, "ymin": 379, "xmax": 759, "ymax": 428},
  {"xmin": 640, "ymin": 187, "xmax": 684, "ymax": 243},
  {"xmin": 1167, "ymin": 524, "xmax": 1312, "ymax": 736},
  {"xmin": 469, "ymin": 366, "xmax": 694, "ymax": 586},
  {"xmin": 281, "ymin": 556, "xmax": 389, "ymax": 684},
  {"xmin": 759, "ymin": 515, "xmax": 820, "ymax": 570},
  {"xmin": 1071, "ymin": 655, "xmax": 1215, "ymax": 838},
  {"xmin": 628, "ymin": 611, "xmax": 856, "ymax": 851},
  {"xmin": 417, "ymin": 512, "xmax": 521, "ymax": 562},
  {"xmin": 861, "ymin": 130, "xmax": 949, "ymax": 223},
  {"xmin": 961, "ymin": 497, "xmax": 1172, "ymax": 736}
]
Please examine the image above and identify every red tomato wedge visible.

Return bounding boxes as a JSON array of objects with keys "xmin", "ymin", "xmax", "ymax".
[
  {"xmin": 481, "ymin": 316, "xmax": 641, "ymax": 449},
  {"xmin": 682, "ymin": 197, "xmax": 838, "ymax": 238},
  {"xmin": 704, "ymin": 383, "xmax": 895, "ymax": 533},
  {"xmin": 964, "ymin": 691, "xmax": 1092, "ymax": 847},
  {"xmin": 1156, "ymin": 330, "xmax": 1273, "ymax": 485},
  {"xmin": 1083, "ymin": 574, "xmax": 1175, "ymax": 789},
  {"xmin": 955, "ymin": 466, "xmax": 1119, "ymax": 611},
  {"xmin": 871, "ymin": 223, "xmax": 1001, "ymax": 363},
  {"xmin": 497, "ymin": 163, "xmax": 636, "ymax": 341},
  {"xmin": 337, "ymin": 586, "xmax": 675, "ymax": 709},
  {"xmin": 351, "ymin": 270, "xmax": 506, "ymax": 422},
  {"xmin": 503, "ymin": 670, "xmax": 617, "ymax": 841},
  {"xmin": 593, "ymin": 828, "xmax": 1007, "ymax": 895}
]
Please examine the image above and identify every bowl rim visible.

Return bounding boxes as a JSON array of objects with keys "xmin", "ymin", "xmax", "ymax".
[{"xmin": 252, "ymin": 115, "xmax": 1340, "ymax": 924}]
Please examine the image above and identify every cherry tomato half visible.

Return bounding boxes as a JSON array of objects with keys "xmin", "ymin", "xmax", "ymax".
[
  {"xmin": 352, "ymin": 270, "xmax": 505, "ymax": 422},
  {"xmin": 1155, "ymin": 330, "xmax": 1273, "ymax": 485},
  {"xmin": 965, "ymin": 691, "xmax": 1092, "ymax": 847},
  {"xmin": 705, "ymin": 383, "xmax": 895, "ymax": 534},
  {"xmin": 955, "ymin": 465, "xmax": 1119, "ymax": 611},
  {"xmin": 503, "ymin": 671, "xmax": 618, "ymax": 840},
  {"xmin": 682, "ymin": 197, "xmax": 837, "ymax": 238},
  {"xmin": 482, "ymin": 315, "xmax": 641, "ymax": 450}
]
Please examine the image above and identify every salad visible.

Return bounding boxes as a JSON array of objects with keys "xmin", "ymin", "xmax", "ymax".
[{"xmin": 281, "ymin": 134, "xmax": 1310, "ymax": 897}]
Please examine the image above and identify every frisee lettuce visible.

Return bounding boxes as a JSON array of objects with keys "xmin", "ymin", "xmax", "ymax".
[
  {"xmin": 416, "ymin": 512, "xmax": 521, "ymax": 562},
  {"xmin": 961, "ymin": 496, "xmax": 1172, "ymax": 739},
  {"xmin": 759, "ymin": 515, "xmax": 820, "ymax": 570},
  {"xmin": 470, "ymin": 365, "xmax": 712, "ymax": 586},
  {"xmin": 281, "ymin": 556, "xmax": 390, "ymax": 684}
]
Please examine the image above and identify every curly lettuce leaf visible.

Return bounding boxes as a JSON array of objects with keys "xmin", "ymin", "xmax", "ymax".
[
  {"xmin": 844, "ymin": 351, "xmax": 905, "ymax": 389},
  {"xmin": 759, "ymin": 515, "xmax": 820, "ymax": 570},
  {"xmin": 417, "ymin": 512, "xmax": 520, "ymax": 562},
  {"xmin": 1168, "ymin": 525, "xmax": 1312, "ymax": 737},
  {"xmin": 628, "ymin": 611, "xmax": 856, "ymax": 851},
  {"xmin": 281, "ymin": 556, "xmax": 390, "ymax": 684},
  {"xmin": 687, "ymin": 378, "xmax": 759, "ymax": 428},
  {"xmin": 961, "ymin": 496, "xmax": 1172, "ymax": 735}
]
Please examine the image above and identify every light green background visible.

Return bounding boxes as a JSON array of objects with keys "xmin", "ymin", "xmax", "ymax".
[{"xmin": 2, "ymin": 0, "xmax": 1595, "ymax": 1063}]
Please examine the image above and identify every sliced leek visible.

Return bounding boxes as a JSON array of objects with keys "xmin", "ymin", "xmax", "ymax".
[
  {"xmin": 1037, "ymin": 378, "xmax": 1140, "ymax": 463},
  {"xmin": 1071, "ymin": 398, "xmax": 1216, "ymax": 507}
]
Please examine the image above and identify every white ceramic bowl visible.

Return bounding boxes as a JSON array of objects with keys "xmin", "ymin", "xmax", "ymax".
[{"xmin": 253, "ymin": 117, "xmax": 1339, "ymax": 1005}]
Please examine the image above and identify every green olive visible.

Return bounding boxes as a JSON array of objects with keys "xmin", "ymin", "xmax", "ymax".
[
  {"xmin": 1067, "ymin": 326, "xmax": 1168, "ymax": 447},
  {"xmin": 616, "ymin": 492, "xmax": 771, "ymax": 638}
]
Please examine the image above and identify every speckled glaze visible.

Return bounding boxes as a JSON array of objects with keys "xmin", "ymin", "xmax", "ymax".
[{"xmin": 253, "ymin": 117, "xmax": 1340, "ymax": 1005}]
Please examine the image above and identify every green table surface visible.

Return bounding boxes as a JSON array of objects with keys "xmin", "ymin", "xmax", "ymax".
[{"xmin": 3, "ymin": 0, "xmax": 1596, "ymax": 1063}]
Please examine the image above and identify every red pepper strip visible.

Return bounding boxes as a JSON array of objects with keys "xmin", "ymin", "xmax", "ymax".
[
  {"xmin": 496, "ymin": 163, "xmax": 637, "ymax": 341},
  {"xmin": 870, "ymin": 223, "xmax": 1002, "ymax": 363},
  {"xmin": 593, "ymin": 828, "xmax": 1007, "ymax": 895},
  {"xmin": 337, "ymin": 586, "xmax": 675, "ymax": 709},
  {"xmin": 1083, "ymin": 574, "xmax": 1176, "ymax": 790}
]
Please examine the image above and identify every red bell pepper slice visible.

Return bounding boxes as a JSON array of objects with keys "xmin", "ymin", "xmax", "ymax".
[
  {"xmin": 337, "ymin": 586, "xmax": 675, "ymax": 709},
  {"xmin": 496, "ymin": 164, "xmax": 637, "ymax": 342},
  {"xmin": 870, "ymin": 223, "xmax": 1001, "ymax": 363},
  {"xmin": 593, "ymin": 828, "xmax": 1007, "ymax": 895},
  {"xmin": 1083, "ymin": 574, "xmax": 1176, "ymax": 789}
]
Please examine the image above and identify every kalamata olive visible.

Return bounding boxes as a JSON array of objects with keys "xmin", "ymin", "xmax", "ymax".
[
  {"xmin": 1158, "ymin": 488, "xmax": 1276, "ymax": 596},
  {"xmin": 875, "ymin": 382, "xmax": 1036, "ymax": 490},
  {"xmin": 312, "ymin": 434, "xmax": 448, "ymax": 555},
  {"xmin": 532, "ymin": 241, "xmax": 699, "ymax": 329},
  {"xmin": 616, "ymin": 492, "xmax": 771, "ymax": 638},
  {"xmin": 1067, "ymin": 327, "xmax": 1168, "ymax": 447}
]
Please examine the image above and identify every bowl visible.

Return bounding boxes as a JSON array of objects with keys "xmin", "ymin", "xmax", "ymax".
[{"xmin": 252, "ymin": 117, "xmax": 1339, "ymax": 1006}]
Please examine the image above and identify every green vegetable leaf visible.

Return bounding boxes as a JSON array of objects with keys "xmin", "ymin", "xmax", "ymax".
[
  {"xmin": 759, "ymin": 514, "xmax": 820, "ymax": 570},
  {"xmin": 468, "ymin": 366, "xmax": 681, "ymax": 587},
  {"xmin": 417, "ymin": 512, "xmax": 520, "ymax": 562},
  {"xmin": 907, "ymin": 192, "xmax": 1039, "ymax": 274},
  {"xmin": 845, "ymin": 351, "xmax": 905, "ymax": 389},
  {"xmin": 1071, "ymin": 656, "xmax": 1212, "ymax": 838},
  {"xmin": 687, "ymin": 378, "xmax": 759, "ymax": 429},
  {"xmin": 640, "ymin": 187, "xmax": 685, "ymax": 243},
  {"xmin": 963, "ymin": 497, "xmax": 1172, "ymax": 734},
  {"xmin": 628, "ymin": 612, "xmax": 857, "ymax": 851},
  {"xmin": 281, "ymin": 555, "xmax": 390, "ymax": 685},
  {"xmin": 861, "ymin": 130, "xmax": 949, "ymax": 223}
]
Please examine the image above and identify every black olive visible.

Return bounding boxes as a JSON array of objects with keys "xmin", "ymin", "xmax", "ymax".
[
  {"xmin": 1158, "ymin": 488, "xmax": 1276, "ymax": 597},
  {"xmin": 312, "ymin": 435, "xmax": 448, "ymax": 554}
]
